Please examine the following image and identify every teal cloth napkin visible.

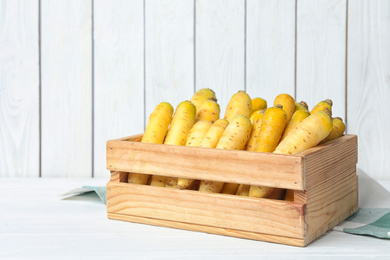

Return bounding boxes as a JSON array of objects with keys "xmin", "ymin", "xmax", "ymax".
[
  {"xmin": 333, "ymin": 208, "xmax": 390, "ymax": 239},
  {"xmin": 331, "ymin": 170, "xmax": 390, "ymax": 239},
  {"xmin": 58, "ymin": 186, "xmax": 107, "ymax": 204},
  {"xmin": 82, "ymin": 186, "xmax": 107, "ymax": 204}
]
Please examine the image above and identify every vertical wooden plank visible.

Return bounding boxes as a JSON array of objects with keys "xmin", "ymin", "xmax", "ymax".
[
  {"xmin": 0, "ymin": 0, "xmax": 39, "ymax": 177},
  {"xmin": 246, "ymin": 0, "xmax": 296, "ymax": 104},
  {"xmin": 196, "ymin": 0, "xmax": 245, "ymax": 116},
  {"xmin": 94, "ymin": 0, "xmax": 144, "ymax": 178},
  {"xmin": 348, "ymin": 0, "xmax": 390, "ymax": 180},
  {"xmin": 145, "ymin": 0, "xmax": 194, "ymax": 118},
  {"xmin": 296, "ymin": 0, "xmax": 347, "ymax": 119},
  {"xmin": 41, "ymin": 0, "xmax": 92, "ymax": 177}
]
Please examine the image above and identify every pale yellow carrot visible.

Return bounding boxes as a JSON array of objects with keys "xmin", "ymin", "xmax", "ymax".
[
  {"xmin": 196, "ymin": 99, "xmax": 220, "ymax": 123},
  {"xmin": 199, "ymin": 115, "xmax": 252, "ymax": 193},
  {"xmin": 224, "ymin": 90, "xmax": 252, "ymax": 122},
  {"xmin": 251, "ymin": 97, "xmax": 267, "ymax": 114},
  {"xmin": 128, "ymin": 102, "xmax": 173, "ymax": 185},
  {"xmin": 190, "ymin": 88, "xmax": 216, "ymax": 113},
  {"xmin": 281, "ymin": 110, "xmax": 310, "ymax": 141},
  {"xmin": 311, "ymin": 99, "xmax": 333, "ymax": 117},
  {"xmin": 274, "ymin": 111, "xmax": 333, "ymax": 155},
  {"xmin": 321, "ymin": 117, "xmax": 345, "ymax": 143},
  {"xmin": 177, "ymin": 121, "xmax": 213, "ymax": 190},
  {"xmin": 249, "ymin": 105, "xmax": 287, "ymax": 198},
  {"xmin": 273, "ymin": 93, "xmax": 295, "ymax": 123},
  {"xmin": 150, "ymin": 101, "xmax": 196, "ymax": 187}
]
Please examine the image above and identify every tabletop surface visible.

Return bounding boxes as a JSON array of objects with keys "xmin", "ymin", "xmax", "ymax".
[{"xmin": 1, "ymin": 177, "xmax": 390, "ymax": 260}]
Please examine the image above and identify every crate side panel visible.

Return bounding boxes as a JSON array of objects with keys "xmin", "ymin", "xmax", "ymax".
[
  {"xmin": 305, "ymin": 165, "xmax": 358, "ymax": 238},
  {"xmin": 106, "ymin": 182, "xmax": 305, "ymax": 238},
  {"xmin": 108, "ymin": 213, "xmax": 306, "ymax": 247},
  {"xmin": 301, "ymin": 135, "xmax": 358, "ymax": 239},
  {"xmin": 303, "ymin": 135, "xmax": 358, "ymax": 190},
  {"xmin": 106, "ymin": 138, "xmax": 304, "ymax": 189}
]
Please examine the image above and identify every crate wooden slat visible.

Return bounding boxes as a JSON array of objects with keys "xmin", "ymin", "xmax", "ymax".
[
  {"xmin": 106, "ymin": 134, "xmax": 358, "ymax": 247},
  {"xmin": 107, "ymin": 180, "xmax": 305, "ymax": 238},
  {"xmin": 107, "ymin": 135, "xmax": 305, "ymax": 190},
  {"xmin": 107, "ymin": 213, "xmax": 307, "ymax": 247}
]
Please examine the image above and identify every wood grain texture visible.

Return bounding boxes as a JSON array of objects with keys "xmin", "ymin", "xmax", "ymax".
[
  {"xmin": 145, "ymin": 0, "xmax": 194, "ymax": 118},
  {"xmin": 296, "ymin": 0, "xmax": 347, "ymax": 119},
  {"xmin": 246, "ymin": 0, "xmax": 296, "ymax": 103},
  {"xmin": 305, "ymin": 166, "xmax": 358, "ymax": 241},
  {"xmin": 106, "ymin": 134, "xmax": 358, "ymax": 246},
  {"xmin": 196, "ymin": 0, "xmax": 245, "ymax": 117},
  {"xmin": 300, "ymin": 135, "xmax": 358, "ymax": 187},
  {"xmin": 301, "ymin": 135, "xmax": 358, "ymax": 238},
  {"xmin": 348, "ymin": 0, "xmax": 390, "ymax": 180},
  {"xmin": 107, "ymin": 182, "xmax": 305, "ymax": 238},
  {"xmin": 93, "ymin": 0, "xmax": 144, "ymax": 178},
  {"xmin": 108, "ymin": 213, "xmax": 306, "ymax": 247},
  {"xmin": 41, "ymin": 0, "xmax": 92, "ymax": 177},
  {"xmin": 106, "ymin": 135, "xmax": 305, "ymax": 190},
  {"xmin": 0, "ymin": 0, "xmax": 39, "ymax": 177}
]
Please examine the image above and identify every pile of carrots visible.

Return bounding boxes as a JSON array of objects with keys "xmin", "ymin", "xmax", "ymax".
[{"xmin": 127, "ymin": 89, "xmax": 346, "ymax": 200}]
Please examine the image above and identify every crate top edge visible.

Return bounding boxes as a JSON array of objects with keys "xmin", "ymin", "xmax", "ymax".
[{"xmin": 107, "ymin": 133, "xmax": 357, "ymax": 159}]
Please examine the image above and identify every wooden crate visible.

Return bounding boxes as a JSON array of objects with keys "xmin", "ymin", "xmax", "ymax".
[{"xmin": 106, "ymin": 134, "xmax": 358, "ymax": 247}]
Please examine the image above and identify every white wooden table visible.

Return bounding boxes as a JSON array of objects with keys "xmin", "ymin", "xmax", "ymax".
[{"xmin": 1, "ymin": 177, "xmax": 389, "ymax": 259}]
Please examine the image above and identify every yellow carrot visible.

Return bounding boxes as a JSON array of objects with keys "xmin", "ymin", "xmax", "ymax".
[
  {"xmin": 235, "ymin": 184, "xmax": 250, "ymax": 196},
  {"xmin": 274, "ymin": 111, "xmax": 333, "ymax": 155},
  {"xmin": 149, "ymin": 176, "xmax": 168, "ymax": 187},
  {"xmin": 247, "ymin": 110, "xmax": 265, "ymax": 151},
  {"xmin": 198, "ymin": 119, "xmax": 229, "ymax": 149},
  {"xmin": 281, "ymin": 110, "xmax": 310, "ymax": 141},
  {"xmin": 253, "ymin": 105, "xmax": 287, "ymax": 153},
  {"xmin": 221, "ymin": 183, "xmax": 241, "ymax": 195},
  {"xmin": 311, "ymin": 99, "xmax": 333, "ymax": 117},
  {"xmin": 249, "ymin": 105, "xmax": 287, "ymax": 198},
  {"xmin": 185, "ymin": 120, "xmax": 213, "ymax": 147},
  {"xmin": 251, "ymin": 97, "xmax": 267, "ymax": 114},
  {"xmin": 179, "ymin": 119, "xmax": 228, "ymax": 190},
  {"xmin": 196, "ymin": 99, "xmax": 220, "ymax": 123},
  {"xmin": 177, "ymin": 121, "xmax": 213, "ymax": 190},
  {"xmin": 128, "ymin": 102, "xmax": 173, "ymax": 185},
  {"xmin": 224, "ymin": 90, "xmax": 252, "ymax": 122},
  {"xmin": 190, "ymin": 88, "xmax": 216, "ymax": 114},
  {"xmin": 150, "ymin": 101, "xmax": 196, "ymax": 187},
  {"xmin": 249, "ymin": 185, "xmax": 274, "ymax": 198},
  {"xmin": 249, "ymin": 109, "xmax": 266, "ymax": 124},
  {"xmin": 215, "ymin": 115, "xmax": 252, "ymax": 150},
  {"xmin": 165, "ymin": 178, "xmax": 178, "ymax": 188},
  {"xmin": 321, "ymin": 117, "xmax": 346, "ymax": 143},
  {"xmin": 141, "ymin": 102, "xmax": 174, "ymax": 143},
  {"xmin": 164, "ymin": 101, "xmax": 197, "ymax": 146},
  {"xmin": 199, "ymin": 115, "xmax": 252, "ymax": 193},
  {"xmin": 294, "ymin": 101, "xmax": 309, "ymax": 112},
  {"xmin": 273, "ymin": 93, "xmax": 295, "ymax": 123}
]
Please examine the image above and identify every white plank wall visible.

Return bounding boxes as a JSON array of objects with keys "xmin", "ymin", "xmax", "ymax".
[
  {"xmin": 246, "ymin": 0, "xmax": 296, "ymax": 103},
  {"xmin": 296, "ymin": 0, "xmax": 347, "ymax": 119},
  {"xmin": 93, "ymin": 0, "xmax": 144, "ymax": 178},
  {"xmin": 1, "ymin": 0, "xmax": 390, "ymax": 180},
  {"xmin": 348, "ymin": 0, "xmax": 390, "ymax": 180},
  {"xmin": 145, "ymin": 0, "xmax": 194, "ymax": 118},
  {"xmin": 41, "ymin": 0, "xmax": 92, "ymax": 177},
  {"xmin": 196, "ymin": 0, "xmax": 245, "ymax": 116},
  {"xmin": 0, "ymin": 0, "xmax": 39, "ymax": 177}
]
